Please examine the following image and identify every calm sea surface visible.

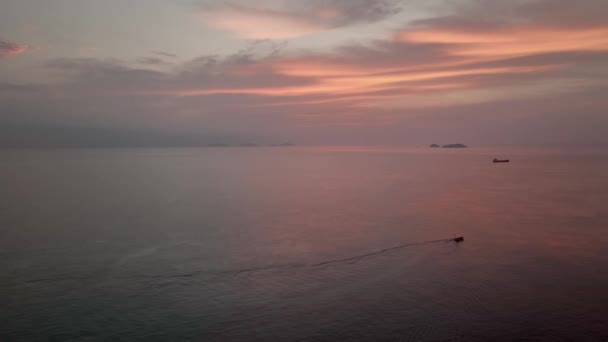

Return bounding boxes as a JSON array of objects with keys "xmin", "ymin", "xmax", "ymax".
[{"xmin": 1, "ymin": 146, "xmax": 608, "ymax": 341}]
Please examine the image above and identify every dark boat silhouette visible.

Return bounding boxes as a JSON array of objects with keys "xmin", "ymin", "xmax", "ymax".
[
  {"xmin": 493, "ymin": 158, "xmax": 509, "ymax": 163},
  {"xmin": 453, "ymin": 236, "xmax": 464, "ymax": 242}
]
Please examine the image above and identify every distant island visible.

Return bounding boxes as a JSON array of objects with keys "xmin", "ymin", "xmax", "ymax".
[{"xmin": 429, "ymin": 143, "xmax": 468, "ymax": 148}]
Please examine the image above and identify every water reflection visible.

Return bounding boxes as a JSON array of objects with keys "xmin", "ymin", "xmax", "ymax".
[{"xmin": 1, "ymin": 147, "xmax": 608, "ymax": 341}]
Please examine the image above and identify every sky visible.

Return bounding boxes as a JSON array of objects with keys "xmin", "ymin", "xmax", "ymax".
[{"xmin": 1, "ymin": 0, "xmax": 607, "ymax": 146}]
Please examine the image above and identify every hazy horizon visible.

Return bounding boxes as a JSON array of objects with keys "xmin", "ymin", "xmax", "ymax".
[{"xmin": 1, "ymin": 122, "xmax": 607, "ymax": 149}]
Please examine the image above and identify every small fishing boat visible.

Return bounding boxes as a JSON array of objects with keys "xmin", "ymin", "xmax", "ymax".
[
  {"xmin": 493, "ymin": 158, "xmax": 509, "ymax": 163},
  {"xmin": 453, "ymin": 236, "xmax": 464, "ymax": 242}
]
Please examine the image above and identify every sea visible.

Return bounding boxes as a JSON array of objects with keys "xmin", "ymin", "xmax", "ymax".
[{"xmin": 1, "ymin": 146, "xmax": 608, "ymax": 341}]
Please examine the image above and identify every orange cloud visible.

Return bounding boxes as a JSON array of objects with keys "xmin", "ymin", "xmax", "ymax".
[
  {"xmin": 399, "ymin": 25, "xmax": 608, "ymax": 58},
  {"xmin": 0, "ymin": 41, "xmax": 28, "ymax": 58},
  {"xmin": 133, "ymin": 16, "xmax": 608, "ymax": 122},
  {"xmin": 142, "ymin": 63, "xmax": 559, "ymax": 100}
]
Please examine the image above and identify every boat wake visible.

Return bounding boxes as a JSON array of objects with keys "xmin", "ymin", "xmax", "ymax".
[
  {"xmin": 312, "ymin": 238, "xmax": 455, "ymax": 267},
  {"xmin": 17, "ymin": 237, "xmax": 462, "ymax": 284}
]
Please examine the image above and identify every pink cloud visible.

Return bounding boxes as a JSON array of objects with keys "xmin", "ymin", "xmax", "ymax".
[
  {"xmin": 0, "ymin": 41, "xmax": 28, "ymax": 58},
  {"xmin": 201, "ymin": 5, "xmax": 327, "ymax": 39},
  {"xmin": 399, "ymin": 25, "xmax": 608, "ymax": 58},
  {"xmin": 172, "ymin": 6, "xmax": 608, "ymax": 113}
]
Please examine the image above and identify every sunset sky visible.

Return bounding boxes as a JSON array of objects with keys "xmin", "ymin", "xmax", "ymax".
[{"xmin": 1, "ymin": 0, "xmax": 607, "ymax": 146}]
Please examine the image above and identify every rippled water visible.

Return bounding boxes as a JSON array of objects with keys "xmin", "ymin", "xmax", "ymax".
[{"xmin": 1, "ymin": 146, "xmax": 608, "ymax": 341}]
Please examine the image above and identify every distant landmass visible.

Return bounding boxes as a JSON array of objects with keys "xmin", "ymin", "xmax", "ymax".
[
  {"xmin": 208, "ymin": 142, "xmax": 296, "ymax": 148},
  {"xmin": 429, "ymin": 143, "xmax": 468, "ymax": 148},
  {"xmin": 0, "ymin": 123, "xmax": 295, "ymax": 148},
  {"xmin": 441, "ymin": 144, "xmax": 468, "ymax": 148}
]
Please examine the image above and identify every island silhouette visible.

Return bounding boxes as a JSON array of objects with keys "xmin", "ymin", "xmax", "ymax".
[{"xmin": 429, "ymin": 144, "xmax": 468, "ymax": 148}]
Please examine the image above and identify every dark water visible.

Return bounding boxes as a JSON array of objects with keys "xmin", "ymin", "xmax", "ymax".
[{"xmin": 1, "ymin": 146, "xmax": 608, "ymax": 341}]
